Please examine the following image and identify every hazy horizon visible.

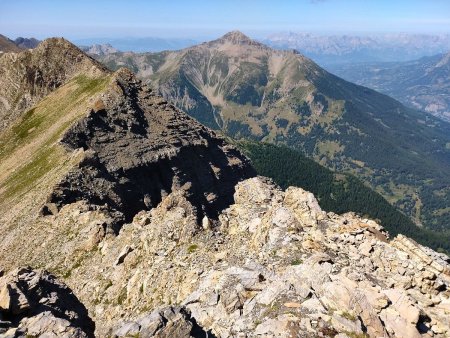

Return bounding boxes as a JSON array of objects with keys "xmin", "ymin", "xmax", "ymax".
[{"xmin": 1, "ymin": 0, "xmax": 450, "ymax": 41}]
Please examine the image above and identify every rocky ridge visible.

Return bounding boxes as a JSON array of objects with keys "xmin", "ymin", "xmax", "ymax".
[
  {"xmin": 94, "ymin": 177, "xmax": 450, "ymax": 337},
  {"xmin": 44, "ymin": 67, "xmax": 255, "ymax": 227},
  {"xmin": 0, "ymin": 37, "xmax": 108, "ymax": 132},
  {"xmin": 0, "ymin": 37, "xmax": 449, "ymax": 338},
  {"xmin": 0, "ymin": 63, "xmax": 256, "ymax": 274},
  {"xmin": 15, "ymin": 177, "xmax": 448, "ymax": 337}
]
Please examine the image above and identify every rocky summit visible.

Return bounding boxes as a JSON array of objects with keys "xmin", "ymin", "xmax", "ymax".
[{"xmin": 0, "ymin": 37, "xmax": 449, "ymax": 338}]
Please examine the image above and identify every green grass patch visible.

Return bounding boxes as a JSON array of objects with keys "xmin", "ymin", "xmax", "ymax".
[
  {"xmin": 0, "ymin": 74, "xmax": 109, "ymax": 163},
  {"xmin": 0, "ymin": 74, "xmax": 110, "ymax": 201},
  {"xmin": 187, "ymin": 244, "xmax": 198, "ymax": 253},
  {"xmin": 2, "ymin": 145, "xmax": 60, "ymax": 199},
  {"xmin": 11, "ymin": 108, "xmax": 44, "ymax": 140}
]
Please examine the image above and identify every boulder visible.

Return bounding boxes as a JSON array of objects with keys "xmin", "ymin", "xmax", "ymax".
[{"xmin": 0, "ymin": 267, "xmax": 94, "ymax": 337}]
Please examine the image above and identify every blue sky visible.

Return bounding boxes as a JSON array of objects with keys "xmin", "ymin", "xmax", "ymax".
[{"xmin": 1, "ymin": 0, "xmax": 449, "ymax": 39}]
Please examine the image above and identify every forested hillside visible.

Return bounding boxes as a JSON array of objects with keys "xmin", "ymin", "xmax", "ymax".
[{"xmin": 239, "ymin": 141, "xmax": 450, "ymax": 254}]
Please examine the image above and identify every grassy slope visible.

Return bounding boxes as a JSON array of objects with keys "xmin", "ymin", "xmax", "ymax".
[
  {"xmin": 238, "ymin": 141, "xmax": 450, "ymax": 254},
  {"xmin": 0, "ymin": 74, "xmax": 110, "ymax": 227}
]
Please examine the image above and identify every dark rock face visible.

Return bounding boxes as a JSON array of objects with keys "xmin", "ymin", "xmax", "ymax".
[
  {"xmin": 0, "ymin": 267, "xmax": 94, "ymax": 337},
  {"xmin": 112, "ymin": 306, "xmax": 214, "ymax": 338},
  {"xmin": 47, "ymin": 68, "xmax": 256, "ymax": 228}
]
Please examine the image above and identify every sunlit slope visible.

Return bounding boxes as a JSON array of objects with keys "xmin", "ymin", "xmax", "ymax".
[{"xmin": 0, "ymin": 74, "xmax": 111, "ymax": 230}]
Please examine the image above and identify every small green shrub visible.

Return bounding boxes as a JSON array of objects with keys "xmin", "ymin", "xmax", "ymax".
[{"xmin": 187, "ymin": 244, "xmax": 198, "ymax": 253}]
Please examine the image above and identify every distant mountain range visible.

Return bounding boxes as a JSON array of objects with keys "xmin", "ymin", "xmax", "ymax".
[
  {"xmin": 14, "ymin": 37, "xmax": 40, "ymax": 49},
  {"xmin": 328, "ymin": 52, "xmax": 450, "ymax": 122},
  {"xmin": 263, "ymin": 32, "xmax": 450, "ymax": 65},
  {"xmin": 80, "ymin": 43, "xmax": 118, "ymax": 56},
  {"xmin": 93, "ymin": 31, "xmax": 450, "ymax": 232},
  {"xmin": 0, "ymin": 35, "xmax": 40, "ymax": 53},
  {"xmin": 73, "ymin": 37, "xmax": 198, "ymax": 52}
]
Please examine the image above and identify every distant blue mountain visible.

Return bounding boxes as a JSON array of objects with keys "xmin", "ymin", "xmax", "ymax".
[
  {"xmin": 73, "ymin": 37, "xmax": 198, "ymax": 52},
  {"xmin": 264, "ymin": 32, "xmax": 450, "ymax": 65}
]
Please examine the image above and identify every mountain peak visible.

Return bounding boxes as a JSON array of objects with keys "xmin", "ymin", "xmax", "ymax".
[
  {"xmin": 14, "ymin": 36, "xmax": 40, "ymax": 49},
  {"xmin": 0, "ymin": 36, "xmax": 109, "ymax": 133},
  {"xmin": 37, "ymin": 37, "xmax": 80, "ymax": 52},
  {"xmin": 215, "ymin": 30, "xmax": 263, "ymax": 47},
  {"xmin": 222, "ymin": 30, "xmax": 251, "ymax": 42}
]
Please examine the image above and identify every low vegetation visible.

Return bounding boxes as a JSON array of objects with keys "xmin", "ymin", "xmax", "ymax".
[{"xmin": 0, "ymin": 74, "xmax": 110, "ymax": 202}]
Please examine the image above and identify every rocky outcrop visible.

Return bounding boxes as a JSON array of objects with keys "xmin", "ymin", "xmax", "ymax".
[
  {"xmin": 44, "ymin": 68, "xmax": 256, "ymax": 228},
  {"xmin": 0, "ymin": 37, "xmax": 108, "ymax": 132},
  {"xmin": 112, "ymin": 306, "xmax": 213, "ymax": 338},
  {"xmin": 0, "ymin": 267, "xmax": 94, "ymax": 337},
  {"xmin": 50, "ymin": 176, "xmax": 449, "ymax": 337},
  {"xmin": 179, "ymin": 178, "xmax": 449, "ymax": 337}
]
